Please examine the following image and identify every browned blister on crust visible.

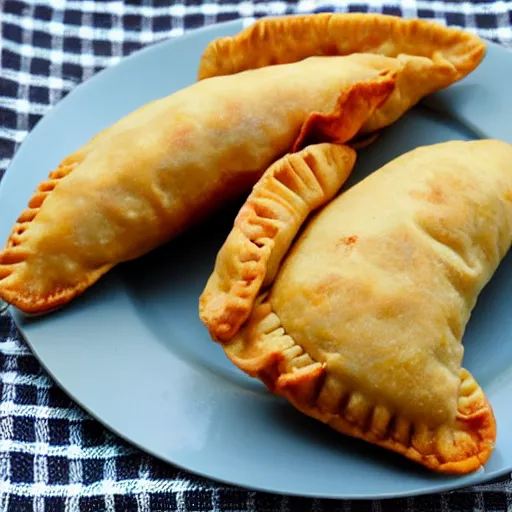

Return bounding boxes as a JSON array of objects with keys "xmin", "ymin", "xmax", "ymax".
[{"xmin": 200, "ymin": 140, "xmax": 512, "ymax": 473}]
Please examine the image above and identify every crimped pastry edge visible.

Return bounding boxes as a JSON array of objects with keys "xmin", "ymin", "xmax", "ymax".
[
  {"xmin": 198, "ymin": 13, "xmax": 486, "ymax": 81},
  {"xmin": 224, "ymin": 297, "xmax": 496, "ymax": 474},
  {"xmin": 0, "ymin": 157, "xmax": 113, "ymax": 313}
]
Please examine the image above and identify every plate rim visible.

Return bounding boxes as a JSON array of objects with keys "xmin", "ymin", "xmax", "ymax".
[{"xmin": 2, "ymin": 19, "xmax": 512, "ymax": 500}]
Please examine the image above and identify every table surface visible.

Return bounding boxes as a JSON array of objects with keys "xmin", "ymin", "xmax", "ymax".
[{"xmin": 1, "ymin": 1, "xmax": 512, "ymax": 511}]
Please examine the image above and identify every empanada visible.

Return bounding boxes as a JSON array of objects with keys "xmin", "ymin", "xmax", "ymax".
[
  {"xmin": 0, "ymin": 61, "xmax": 393, "ymax": 313},
  {"xmin": 0, "ymin": 14, "xmax": 484, "ymax": 313},
  {"xmin": 199, "ymin": 13, "xmax": 486, "ymax": 135},
  {"xmin": 200, "ymin": 139, "xmax": 512, "ymax": 473}
]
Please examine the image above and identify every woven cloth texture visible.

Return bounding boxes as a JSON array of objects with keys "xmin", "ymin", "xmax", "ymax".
[{"xmin": 1, "ymin": 1, "xmax": 512, "ymax": 511}]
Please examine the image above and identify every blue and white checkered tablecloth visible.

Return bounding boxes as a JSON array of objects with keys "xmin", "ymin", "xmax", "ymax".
[{"xmin": 1, "ymin": 1, "xmax": 512, "ymax": 511}]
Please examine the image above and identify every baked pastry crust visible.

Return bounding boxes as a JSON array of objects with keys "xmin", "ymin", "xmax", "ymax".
[
  {"xmin": 199, "ymin": 13, "xmax": 485, "ymax": 79},
  {"xmin": 198, "ymin": 13, "xmax": 486, "ymax": 134},
  {"xmin": 224, "ymin": 296, "xmax": 495, "ymax": 474},
  {"xmin": 0, "ymin": 67, "xmax": 392, "ymax": 313},
  {"xmin": 200, "ymin": 140, "xmax": 510, "ymax": 473},
  {"xmin": 200, "ymin": 142, "xmax": 357, "ymax": 341},
  {"xmin": 0, "ymin": 14, "xmax": 486, "ymax": 314}
]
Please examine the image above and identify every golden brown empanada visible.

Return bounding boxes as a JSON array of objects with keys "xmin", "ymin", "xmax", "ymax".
[
  {"xmin": 0, "ymin": 61, "xmax": 394, "ymax": 313},
  {"xmin": 200, "ymin": 139, "xmax": 512, "ymax": 473},
  {"xmin": 0, "ymin": 13, "xmax": 485, "ymax": 314},
  {"xmin": 201, "ymin": 142, "xmax": 357, "ymax": 340},
  {"xmin": 198, "ymin": 13, "xmax": 486, "ymax": 134}
]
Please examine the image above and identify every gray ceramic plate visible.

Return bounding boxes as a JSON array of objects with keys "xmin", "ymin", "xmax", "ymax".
[{"xmin": 2, "ymin": 19, "xmax": 512, "ymax": 500}]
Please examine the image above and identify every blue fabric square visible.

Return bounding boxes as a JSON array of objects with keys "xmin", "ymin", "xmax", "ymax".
[
  {"xmin": 48, "ymin": 456, "xmax": 70, "ymax": 485},
  {"xmin": 13, "ymin": 417, "xmax": 35, "ymax": 443},
  {"xmin": 83, "ymin": 459, "xmax": 104, "ymax": 485},
  {"xmin": 10, "ymin": 452, "xmax": 34, "ymax": 484}
]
